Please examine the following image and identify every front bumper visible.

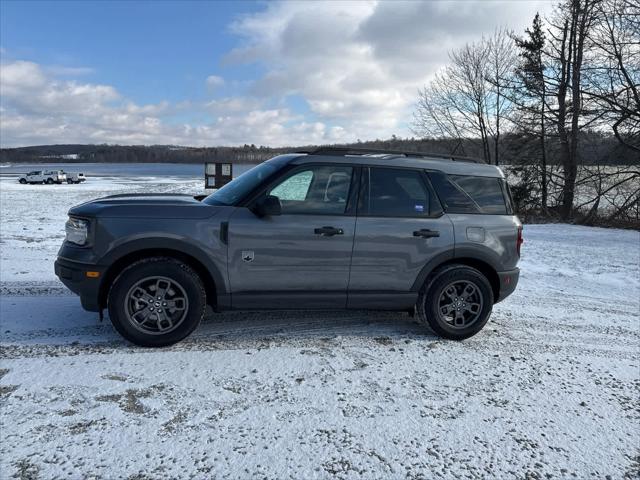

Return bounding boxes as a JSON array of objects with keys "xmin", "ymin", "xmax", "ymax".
[
  {"xmin": 496, "ymin": 268, "xmax": 520, "ymax": 303},
  {"xmin": 54, "ymin": 257, "xmax": 104, "ymax": 311}
]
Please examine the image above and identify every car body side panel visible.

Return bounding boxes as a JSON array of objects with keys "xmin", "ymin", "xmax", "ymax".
[
  {"xmin": 227, "ymin": 207, "xmax": 356, "ymax": 303},
  {"xmin": 447, "ymin": 214, "xmax": 522, "ymax": 271},
  {"xmin": 348, "ymin": 215, "xmax": 455, "ymax": 292},
  {"xmin": 99, "ymin": 214, "xmax": 230, "ymax": 284}
]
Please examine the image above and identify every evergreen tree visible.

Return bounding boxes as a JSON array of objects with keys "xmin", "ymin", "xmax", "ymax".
[{"xmin": 514, "ymin": 13, "xmax": 549, "ymax": 210}]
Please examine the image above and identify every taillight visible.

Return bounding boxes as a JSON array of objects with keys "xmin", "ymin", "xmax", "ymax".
[{"xmin": 516, "ymin": 226, "xmax": 524, "ymax": 257}]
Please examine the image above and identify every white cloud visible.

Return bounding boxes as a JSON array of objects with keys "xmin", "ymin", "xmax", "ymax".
[
  {"xmin": 206, "ymin": 75, "xmax": 225, "ymax": 89},
  {"xmin": 205, "ymin": 96, "xmax": 262, "ymax": 114},
  {"xmin": 227, "ymin": 0, "xmax": 553, "ymax": 141},
  {"xmin": 0, "ymin": 60, "xmax": 350, "ymax": 147},
  {"xmin": 1, "ymin": 1, "xmax": 554, "ymax": 147}
]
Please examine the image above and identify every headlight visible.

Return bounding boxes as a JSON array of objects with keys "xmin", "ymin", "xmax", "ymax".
[{"xmin": 65, "ymin": 217, "xmax": 89, "ymax": 245}]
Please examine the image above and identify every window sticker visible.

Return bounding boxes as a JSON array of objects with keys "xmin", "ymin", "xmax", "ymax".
[{"xmin": 414, "ymin": 204, "xmax": 424, "ymax": 212}]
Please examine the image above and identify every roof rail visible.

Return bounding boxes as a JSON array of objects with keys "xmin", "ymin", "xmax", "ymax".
[{"xmin": 300, "ymin": 146, "xmax": 480, "ymax": 163}]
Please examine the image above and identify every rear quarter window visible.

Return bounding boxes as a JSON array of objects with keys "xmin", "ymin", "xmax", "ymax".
[{"xmin": 429, "ymin": 172, "xmax": 509, "ymax": 215}]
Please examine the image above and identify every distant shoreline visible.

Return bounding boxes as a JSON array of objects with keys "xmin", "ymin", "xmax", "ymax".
[{"xmin": 0, "ymin": 159, "xmax": 263, "ymax": 165}]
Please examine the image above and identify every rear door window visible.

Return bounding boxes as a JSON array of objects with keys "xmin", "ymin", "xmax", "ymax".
[{"xmin": 363, "ymin": 167, "xmax": 434, "ymax": 217}]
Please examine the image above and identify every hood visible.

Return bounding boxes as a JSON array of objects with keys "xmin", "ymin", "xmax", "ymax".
[{"xmin": 68, "ymin": 193, "xmax": 221, "ymax": 219}]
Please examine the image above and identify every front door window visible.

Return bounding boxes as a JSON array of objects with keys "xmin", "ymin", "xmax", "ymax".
[{"xmin": 267, "ymin": 165, "xmax": 353, "ymax": 215}]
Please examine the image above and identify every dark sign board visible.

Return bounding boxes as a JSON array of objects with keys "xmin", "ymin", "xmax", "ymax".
[{"xmin": 205, "ymin": 162, "xmax": 233, "ymax": 189}]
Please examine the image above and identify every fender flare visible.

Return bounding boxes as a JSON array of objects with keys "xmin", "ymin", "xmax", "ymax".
[
  {"xmin": 410, "ymin": 246, "xmax": 503, "ymax": 292},
  {"xmin": 98, "ymin": 236, "xmax": 228, "ymax": 299}
]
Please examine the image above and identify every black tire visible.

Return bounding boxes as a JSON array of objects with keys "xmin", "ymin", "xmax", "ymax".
[
  {"xmin": 46, "ymin": 178, "xmax": 54, "ymax": 184},
  {"xmin": 67, "ymin": 179, "xmax": 73, "ymax": 184},
  {"xmin": 416, "ymin": 264, "xmax": 494, "ymax": 340},
  {"xmin": 107, "ymin": 257, "xmax": 206, "ymax": 347},
  {"xmin": 19, "ymin": 178, "xmax": 26, "ymax": 184}
]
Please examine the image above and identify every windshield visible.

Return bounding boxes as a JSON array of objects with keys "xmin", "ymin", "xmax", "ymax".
[{"xmin": 203, "ymin": 157, "xmax": 290, "ymax": 206}]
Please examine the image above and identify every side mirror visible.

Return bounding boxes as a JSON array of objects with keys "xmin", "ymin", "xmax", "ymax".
[{"xmin": 253, "ymin": 195, "xmax": 281, "ymax": 217}]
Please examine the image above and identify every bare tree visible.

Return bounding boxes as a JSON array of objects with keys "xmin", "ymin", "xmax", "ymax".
[
  {"xmin": 567, "ymin": 0, "xmax": 640, "ymax": 224},
  {"xmin": 486, "ymin": 29, "xmax": 517, "ymax": 166},
  {"xmin": 413, "ymin": 30, "xmax": 516, "ymax": 165},
  {"xmin": 584, "ymin": 0, "xmax": 640, "ymax": 152},
  {"xmin": 544, "ymin": 0, "xmax": 602, "ymax": 219}
]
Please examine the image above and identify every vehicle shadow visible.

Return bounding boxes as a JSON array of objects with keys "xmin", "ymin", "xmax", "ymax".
[
  {"xmin": 0, "ymin": 295, "xmax": 435, "ymax": 351},
  {"xmin": 192, "ymin": 309, "xmax": 431, "ymax": 346}
]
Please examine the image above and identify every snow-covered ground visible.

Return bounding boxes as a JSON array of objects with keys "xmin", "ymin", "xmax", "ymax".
[{"xmin": 1, "ymin": 169, "xmax": 639, "ymax": 479}]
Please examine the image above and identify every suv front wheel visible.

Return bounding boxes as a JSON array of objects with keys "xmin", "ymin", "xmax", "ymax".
[
  {"xmin": 417, "ymin": 264, "xmax": 494, "ymax": 340},
  {"xmin": 107, "ymin": 257, "xmax": 206, "ymax": 347}
]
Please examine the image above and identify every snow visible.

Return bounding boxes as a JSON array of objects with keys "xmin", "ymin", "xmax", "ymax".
[{"xmin": 1, "ymin": 166, "xmax": 639, "ymax": 479}]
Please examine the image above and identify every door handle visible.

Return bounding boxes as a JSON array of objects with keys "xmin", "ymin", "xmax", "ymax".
[
  {"xmin": 413, "ymin": 229, "xmax": 440, "ymax": 238},
  {"xmin": 314, "ymin": 226, "xmax": 344, "ymax": 236}
]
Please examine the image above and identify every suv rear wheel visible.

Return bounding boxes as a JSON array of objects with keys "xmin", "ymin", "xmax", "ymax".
[
  {"xmin": 107, "ymin": 257, "xmax": 206, "ymax": 347},
  {"xmin": 416, "ymin": 264, "xmax": 493, "ymax": 340}
]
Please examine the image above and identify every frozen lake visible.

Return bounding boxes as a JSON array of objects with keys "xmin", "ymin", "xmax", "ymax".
[{"xmin": 0, "ymin": 162, "xmax": 255, "ymax": 177}]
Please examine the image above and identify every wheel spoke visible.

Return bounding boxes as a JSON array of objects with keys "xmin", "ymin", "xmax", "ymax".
[
  {"xmin": 132, "ymin": 287, "xmax": 155, "ymax": 304},
  {"xmin": 154, "ymin": 279, "xmax": 170, "ymax": 299},
  {"xmin": 461, "ymin": 284, "xmax": 476, "ymax": 301},
  {"xmin": 131, "ymin": 306, "xmax": 152, "ymax": 324},
  {"xmin": 444, "ymin": 286, "xmax": 458, "ymax": 301},
  {"xmin": 464, "ymin": 302, "xmax": 481, "ymax": 314},
  {"xmin": 440, "ymin": 304, "xmax": 454, "ymax": 316},
  {"xmin": 155, "ymin": 309, "xmax": 173, "ymax": 332},
  {"xmin": 454, "ymin": 310, "xmax": 465, "ymax": 326},
  {"xmin": 165, "ymin": 298, "xmax": 186, "ymax": 311}
]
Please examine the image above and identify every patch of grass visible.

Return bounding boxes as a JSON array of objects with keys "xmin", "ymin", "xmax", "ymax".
[
  {"xmin": 12, "ymin": 459, "xmax": 40, "ymax": 480},
  {"xmin": 101, "ymin": 373, "xmax": 128, "ymax": 382},
  {"xmin": 0, "ymin": 385, "xmax": 19, "ymax": 398},
  {"xmin": 95, "ymin": 385, "xmax": 164, "ymax": 414}
]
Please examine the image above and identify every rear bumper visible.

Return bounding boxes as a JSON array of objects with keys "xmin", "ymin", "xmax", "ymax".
[
  {"xmin": 54, "ymin": 257, "xmax": 104, "ymax": 311},
  {"xmin": 496, "ymin": 268, "xmax": 520, "ymax": 303}
]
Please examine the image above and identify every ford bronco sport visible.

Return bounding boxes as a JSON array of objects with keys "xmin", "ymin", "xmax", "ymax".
[{"xmin": 55, "ymin": 147, "xmax": 522, "ymax": 347}]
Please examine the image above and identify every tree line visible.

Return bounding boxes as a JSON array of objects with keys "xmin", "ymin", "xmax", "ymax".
[
  {"xmin": 0, "ymin": 144, "xmax": 287, "ymax": 165},
  {"xmin": 1, "ymin": 132, "xmax": 636, "ymax": 167}
]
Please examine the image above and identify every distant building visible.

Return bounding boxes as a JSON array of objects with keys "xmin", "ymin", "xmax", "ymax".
[{"xmin": 39, "ymin": 154, "xmax": 80, "ymax": 160}]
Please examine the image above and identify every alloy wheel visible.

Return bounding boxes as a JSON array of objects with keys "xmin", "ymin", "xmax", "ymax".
[
  {"xmin": 124, "ymin": 276, "xmax": 189, "ymax": 335},
  {"xmin": 436, "ymin": 280, "xmax": 484, "ymax": 328}
]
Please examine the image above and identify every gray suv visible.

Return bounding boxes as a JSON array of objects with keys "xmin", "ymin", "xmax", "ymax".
[{"xmin": 55, "ymin": 148, "xmax": 522, "ymax": 347}]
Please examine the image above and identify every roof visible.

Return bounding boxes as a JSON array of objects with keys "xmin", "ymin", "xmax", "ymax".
[{"xmin": 284, "ymin": 147, "xmax": 504, "ymax": 178}]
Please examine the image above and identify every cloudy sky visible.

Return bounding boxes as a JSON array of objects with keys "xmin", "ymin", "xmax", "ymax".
[{"xmin": 0, "ymin": 0, "xmax": 553, "ymax": 148}]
